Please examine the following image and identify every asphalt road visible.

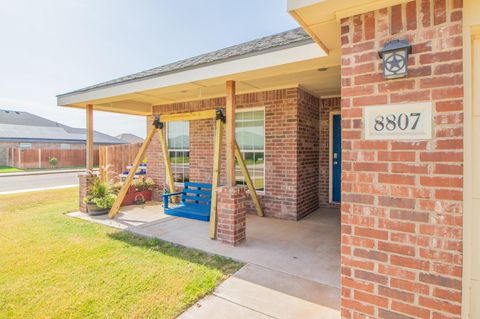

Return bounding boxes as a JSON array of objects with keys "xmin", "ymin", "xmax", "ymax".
[{"xmin": 0, "ymin": 172, "xmax": 79, "ymax": 193}]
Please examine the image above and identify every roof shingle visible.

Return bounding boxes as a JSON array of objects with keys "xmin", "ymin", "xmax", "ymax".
[
  {"xmin": 59, "ymin": 28, "xmax": 312, "ymax": 96},
  {"xmin": 0, "ymin": 109, "xmax": 125, "ymax": 144}
]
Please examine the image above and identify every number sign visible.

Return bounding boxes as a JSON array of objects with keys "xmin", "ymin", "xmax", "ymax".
[{"xmin": 364, "ymin": 103, "xmax": 432, "ymax": 140}]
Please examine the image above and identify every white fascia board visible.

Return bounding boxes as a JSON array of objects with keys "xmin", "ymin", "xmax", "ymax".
[
  {"xmin": 287, "ymin": 0, "xmax": 325, "ymax": 11},
  {"xmin": 58, "ymin": 42, "xmax": 326, "ymax": 106}
]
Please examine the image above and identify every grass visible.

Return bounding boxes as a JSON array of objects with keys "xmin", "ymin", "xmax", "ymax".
[
  {"xmin": 0, "ymin": 188, "xmax": 242, "ymax": 318},
  {"xmin": 0, "ymin": 166, "xmax": 23, "ymax": 173},
  {"xmin": 0, "ymin": 166, "xmax": 87, "ymax": 174}
]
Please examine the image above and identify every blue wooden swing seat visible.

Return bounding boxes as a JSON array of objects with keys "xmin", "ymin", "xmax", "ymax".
[{"xmin": 162, "ymin": 182, "xmax": 212, "ymax": 221}]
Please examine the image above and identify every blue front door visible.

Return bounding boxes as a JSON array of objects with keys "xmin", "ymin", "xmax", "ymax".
[{"xmin": 332, "ymin": 114, "xmax": 342, "ymax": 203}]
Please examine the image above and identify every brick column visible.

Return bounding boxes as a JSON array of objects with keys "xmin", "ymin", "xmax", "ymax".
[
  {"xmin": 145, "ymin": 117, "xmax": 165, "ymax": 201},
  {"xmin": 79, "ymin": 173, "xmax": 92, "ymax": 213},
  {"xmin": 340, "ymin": 1, "xmax": 463, "ymax": 319},
  {"xmin": 216, "ymin": 186, "xmax": 246, "ymax": 245}
]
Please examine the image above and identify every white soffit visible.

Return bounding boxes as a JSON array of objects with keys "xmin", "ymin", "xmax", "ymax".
[
  {"xmin": 288, "ymin": 0, "xmax": 410, "ymax": 51},
  {"xmin": 58, "ymin": 43, "xmax": 326, "ymax": 106}
]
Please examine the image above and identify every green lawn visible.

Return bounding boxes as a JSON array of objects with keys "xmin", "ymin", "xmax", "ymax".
[
  {"xmin": 0, "ymin": 188, "xmax": 242, "ymax": 318},
  {"xmin": 0, "ymin": 166, "xmax": 87, "ymax": 174},
  {"xmin": 0, "ymin": 166, "xmax": 23, "ymax": 173}
]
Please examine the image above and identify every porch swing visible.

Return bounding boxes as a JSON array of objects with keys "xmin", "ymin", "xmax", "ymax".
[{"xmin": 108, "ymin": 108, "xmax": 263, "ymax": 239}]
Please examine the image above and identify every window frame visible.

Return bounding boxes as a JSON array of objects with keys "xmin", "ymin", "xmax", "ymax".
[
  {"xmin": 166, "ymin": 121, "xmax": 190, "ymax": 186},
  {"xmin": 163, "ymin": 108, "xmax": 266, "ymax": 193},
  {"xmin": 235, "ymin": 106, "xmax": 266, "ymax": 194}
]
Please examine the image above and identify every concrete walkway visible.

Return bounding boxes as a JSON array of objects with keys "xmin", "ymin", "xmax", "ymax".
[{"xmin": 179, "ymin": 264, "xmax": 340, "ymax": 319}]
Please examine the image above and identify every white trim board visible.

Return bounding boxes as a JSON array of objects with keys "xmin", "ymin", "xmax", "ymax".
[{"xmin": 58, "ymin": 43, "xmax": 327, "ymax": 106}]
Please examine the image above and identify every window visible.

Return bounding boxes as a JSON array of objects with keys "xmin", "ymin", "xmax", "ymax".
[
  {"xmin": 60, "ymin": 144, "xmax": 71, "ymax": 150},
  {"xmin": 167, "ymin": 121, "xmax": 190, "ymax": 184},
  {"xmin": 235, "ymin": 109, "xmax": 265, "ymax": 191},
  {"xmin": 19, "ymin": 143, "xmax": 32, "ymax": 149}
]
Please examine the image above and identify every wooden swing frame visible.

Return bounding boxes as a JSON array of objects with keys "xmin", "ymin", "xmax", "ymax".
[{"xmin": 108, "ymin": 108, "xmax": 263, "ymax": 239}]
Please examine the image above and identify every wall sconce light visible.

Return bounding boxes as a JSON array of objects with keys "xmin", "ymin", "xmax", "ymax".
[{"xmin": 378, "ymin": 39, "xmax": 412, "ymax": 79}]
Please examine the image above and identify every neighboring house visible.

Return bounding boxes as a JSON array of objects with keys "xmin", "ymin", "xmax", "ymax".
[
  {"xmin": 57, "ymin": 1, "xmax": 480, "ymax": 318},
  {"xmin": 0, "ymin": 109, "xmax": 125, "ymax": 165},
  {"xmin": 115, "ymin": 133, "xmax": 144, "ymax": 144}
]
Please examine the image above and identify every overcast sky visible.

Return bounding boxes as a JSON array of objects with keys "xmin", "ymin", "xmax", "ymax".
[{"xmin": 0, "ymin": 0, "xmax": 298, "ymax": 138}]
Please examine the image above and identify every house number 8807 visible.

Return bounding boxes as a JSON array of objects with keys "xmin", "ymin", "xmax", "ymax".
[{"xmin": 374, "ymin": 112, "xmax": 421, "ymax": 132}]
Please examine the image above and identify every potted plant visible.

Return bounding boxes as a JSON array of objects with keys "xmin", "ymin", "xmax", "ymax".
[
  {"xmin": 83, "ymin": 175, "xmax": 117, "ymax": 215},
  {"xmin": 119, "ymin": 177, "xmax": 155, "ymax": 206}
]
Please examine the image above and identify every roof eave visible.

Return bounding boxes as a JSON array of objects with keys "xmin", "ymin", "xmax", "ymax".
[
  {"xmin": 57, "ymin": 38, "xmax": 314, "ymax": 99},
  {"xmin": 57, "ymin": 40, "xmax": 326, "ymax": 109}
]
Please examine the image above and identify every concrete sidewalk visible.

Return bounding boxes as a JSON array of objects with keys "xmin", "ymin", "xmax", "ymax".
[
  {"xmin": 0, "ymin": 168, "xmax": 85, "ymax": 177},
  {"xmin": 178, "ymin": 264, "xmax": 340, "ymax": 319}
]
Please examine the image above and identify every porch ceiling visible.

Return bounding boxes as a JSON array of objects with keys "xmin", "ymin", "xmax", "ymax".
[{"xmin": 57, "ymin": 45, "xmax": 340, "ymax": 116}]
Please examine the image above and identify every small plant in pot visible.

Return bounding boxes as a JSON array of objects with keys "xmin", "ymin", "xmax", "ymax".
[
  {"xmin": 133, "ymin": 177, "xmax": 155, "ymax": 192},
  {"xmin": 84, "ymin": 175, "xmax": 117, "ymax": 215},
  {"xmin": 115, "ymin": 177, "xmax": 155, "ymax": 206}
]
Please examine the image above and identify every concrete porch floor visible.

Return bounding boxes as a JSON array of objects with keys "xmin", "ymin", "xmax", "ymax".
[
  {"xmin": 68, "ymin": 202, "xmax": 341, "ymax": 317},
  {"xmin": 70, "ymin": 202, "xmax": 340, "ymax": 288}
]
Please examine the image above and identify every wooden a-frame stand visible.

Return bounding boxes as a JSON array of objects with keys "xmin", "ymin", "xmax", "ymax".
[{"xmin": 108, "ymin": 109, "xmax": 263, "ymax": 239}]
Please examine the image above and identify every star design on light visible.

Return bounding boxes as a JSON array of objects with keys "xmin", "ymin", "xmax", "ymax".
[{"xmin": 385, "ymin": 53, "xmax": 406, "ymax": 74}]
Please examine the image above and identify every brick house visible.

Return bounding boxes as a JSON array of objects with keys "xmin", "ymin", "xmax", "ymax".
[
  {"xmin": 0, "ymin": 109, "xmax": 125, "ymax": 166},
  {"xmin": 58, "ymin": 0, "xmax": 479, "ymax": 318}
]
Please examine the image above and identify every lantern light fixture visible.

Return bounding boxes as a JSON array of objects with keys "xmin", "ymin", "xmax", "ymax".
[{"xmin": 378, "ymin": 39, "xmax": 412, "ymax": 79}]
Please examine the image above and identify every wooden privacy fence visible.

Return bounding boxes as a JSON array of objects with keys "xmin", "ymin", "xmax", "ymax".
[
  {"xmin": 99, "ymin": 143, "xmax": 143, "ymax": 181},
  {"xmin": 7, "ymin": 148, "xmax": 99, "ymax": 169}
]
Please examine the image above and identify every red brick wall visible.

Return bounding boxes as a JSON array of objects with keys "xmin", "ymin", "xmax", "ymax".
[
  {"xmin": 319, "ymin": 97, "xmax": 341, "ymax": 208},
  {"xmin": 146, "ymin": 87, "xmax": 321, "ymax": 220},
  {"xmin": 297, "ymin": 89, "xmax": 321, "ymax": 218},
  {"xmin": 78, "ymin": 173, "xmax": 93, "ymax": 213},
  {"xmin": 216, "ymin": 186, "xmax": 247, "ymax": 245},
  {"xmin": 189, "ymin": 118, "xmax": 218, "ymax": 184},
  {"xmin": 340, "ymin": 1, "xmax": 463, "ymax": 318}
]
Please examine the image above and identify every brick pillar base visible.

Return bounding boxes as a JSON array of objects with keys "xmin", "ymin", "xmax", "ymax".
[
  {"xmin": 216, "ymin": 186, "xmax": 247, "ymax": 245},
  {"xmin": 78, "ymin": 173, "xmax": 92, "ymax": 213}
]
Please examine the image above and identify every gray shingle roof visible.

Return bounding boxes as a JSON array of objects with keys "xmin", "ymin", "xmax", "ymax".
[
  {"xmin": 0, "ymin": 109, "xmax": 125, "ymax": 144},
  {"xmin": 116, "ymin": 133, "xmax": 144, "ymax": 144},
  {"xmin": 59, "ymin": 28, "xmax": 312, "ymax": 97}
]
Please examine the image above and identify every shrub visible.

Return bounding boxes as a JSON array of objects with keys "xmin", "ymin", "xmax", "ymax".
[
  {"xmin": 93, "ymin": 193, "xmax": 117, "ymax": 209},
  {"xmin": 143, "ymin": 177, "xmax": 156, "ymax": 190},
  {"xmin": 83, "ymin": 174, "xmax": 117, "ymax": 208},
  {"xmin": 109, "ymin": 182, "xmax": 123, "ymax": 195},
  {"xmin": 48, "ymin": 157, "xmax": 58, "ymax": 168}
]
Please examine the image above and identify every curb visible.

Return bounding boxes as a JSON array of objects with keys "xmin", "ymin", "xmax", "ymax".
[
  {"xmin": 0, "ymin": 184, "xmax": 78, "ymax": 195},
  {"xmin": 0, "ymin": 169, "xmax": 86, "ymax": 178}
]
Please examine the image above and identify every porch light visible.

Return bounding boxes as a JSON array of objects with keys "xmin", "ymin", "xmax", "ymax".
[{"xmin": 378, "ymin": 39, "xmax": 412, "ymax": 79}]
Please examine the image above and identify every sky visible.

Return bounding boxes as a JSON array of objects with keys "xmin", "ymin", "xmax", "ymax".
[{"xmin": 0, "ymin": 0, "xmax": 298, "ymax": 138}]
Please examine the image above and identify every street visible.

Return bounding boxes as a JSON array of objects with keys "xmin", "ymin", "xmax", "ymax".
[{"xmin": 0, "ymin": 172, "xmax": 79, "ymax": 193}]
